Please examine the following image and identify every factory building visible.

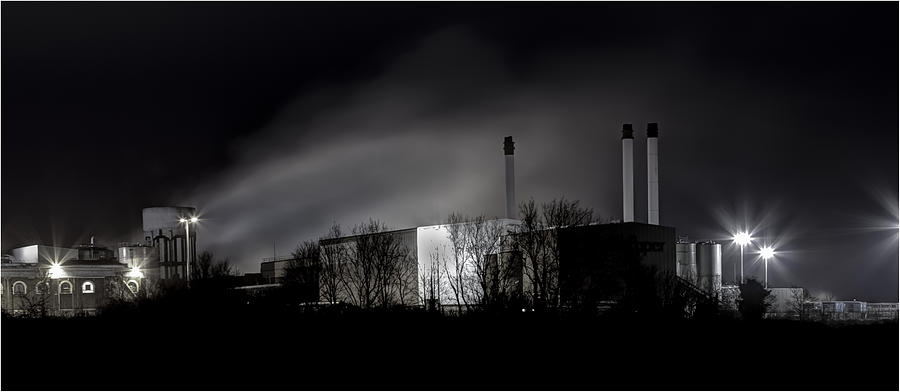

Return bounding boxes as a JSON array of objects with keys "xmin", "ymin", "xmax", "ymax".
[
  {"xmin": 1, "ymin": 239, "xmax": 147, "ymax": 316},
  {"xmin": 556, "ymin": 222, "xmax": 677, "ymax": 306},
  {"xmin": 260, "ymin": 126, "xmax": 696, "ymax": 309},
  {"xmin": 260, "ymin": 255, "xmax": 295, "ymax": 283},
  {"xmin": 1, "ymin": 205, "xmax": 201, "ymax": 316}
]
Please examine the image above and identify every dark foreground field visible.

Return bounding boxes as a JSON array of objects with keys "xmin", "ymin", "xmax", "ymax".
[{"xmin": 2, "ymin": 301, "xmax": 897, "ymax": 390}]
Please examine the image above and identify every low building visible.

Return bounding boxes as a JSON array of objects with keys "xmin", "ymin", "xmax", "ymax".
[
  {"xmin": 864, "ymin": 303, "xmax": 899, "ymax": 320},
  {"xmin": 2, "ymin": 243, "xmax": 149, "ymax": 316},
  {"xmin": 260, "ymin": 255, "xmax": 295, "ymax": 283}
]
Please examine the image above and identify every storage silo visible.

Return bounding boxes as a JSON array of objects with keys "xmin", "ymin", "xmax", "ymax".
[
  {"xmin": 142, "ymin": 206, "xmax": 197, "ymax": 281},
  {"xmin": 696, "ymin": 241, "xmax": 722, "ymax": 294},
  {"xmin": 675, "ymin": 242, "xmax": 697, "ymax": 284}
]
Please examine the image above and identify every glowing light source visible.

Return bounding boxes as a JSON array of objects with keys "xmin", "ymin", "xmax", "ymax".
[
  {"xmin": 190, "ymin": 217, "xmax": 198, "ymax": 223},
  {"xmin": 127, "ymin": 267, "xmax": 144, "ymax": 279},
  {"xmin": 733, "ymin": 232, "xmax": 752, "ymax": 246},
  {"xmin": 48, "ymin": 264, "xmax": 65, "ymax": 279},
  {"xmin": 760, "ymin": 246, "xmax": 775, "ymax": 260}
]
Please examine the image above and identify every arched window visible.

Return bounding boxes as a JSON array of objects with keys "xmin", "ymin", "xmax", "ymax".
[
  {"xmin": 82, "ymin": 281, "xmax": 95, "ymax": 294},
  {"xmin": 59, "ymin": 281, "xmax": 73, "ymax": 295},
  {"xmin": 12, "ymin": 281, "xmax": 27, "ymax": 295},
  {"xmin": 126, "ymin": 280, "xmax": 139, "ymax": 294},
  {"xmin": 35, "ymin": 282, "xmax": 49, "ymax": 294}
]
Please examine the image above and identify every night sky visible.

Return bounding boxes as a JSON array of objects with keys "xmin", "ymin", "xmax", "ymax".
[{"xmin": 2, "ymin": 3, "xmax": 897, "ymax": 301}]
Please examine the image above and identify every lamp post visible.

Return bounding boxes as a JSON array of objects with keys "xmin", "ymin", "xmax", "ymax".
[
  {"xmin": 760, "ymin": 246, "xmax": 775, "ymax": 289},
  {"xmin": 733, "ymin": 232, "xmax": 752, "ymax": 284},
  {"xmin": 178, "ymin": 217, "xmax": 198, "ymax": 282}
]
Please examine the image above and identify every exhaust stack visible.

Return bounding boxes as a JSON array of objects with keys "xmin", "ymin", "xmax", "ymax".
[
  {"xmin": 504, "ymin": 136, "xmax": 516, "ymax": 220},
  {"xmin": 647, "ymin": 123, "xmax": 659, "ymax": 225},
  {"xmin": 621, "ymin": 124, "xmax": 634, "ymax": 222}
]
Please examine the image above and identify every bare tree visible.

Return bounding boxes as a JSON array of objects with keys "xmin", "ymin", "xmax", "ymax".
[
  {"xmin": 515, "ymin": 199, "xmax": 551, "ymax": 310},
  {"xmin": 193, "ymin": 251, "xmax": 236, "ymax": 281},
  {"xmin": 788, "ymin": 287, "xmax": 814, "ymax": 321},
  {"xmin": 319, "ymin": 223, "xmax": 345, "ymax": 304},
  {"xmin": 17, "ymin": 270, "xmax": 54, "ymax": 317},
  {"xmin": 513, "ymin": 197, "xmax": 593, "ymax": 311},
  {"xmin": 392, "ymin": 251, "xmax": 418, "ymax": 306},
  {"xmin": 442, "ymin": 212, "xmax": 470, "ymax": 312},
  {"xmin": 462, "ymin": 215, "xmax": 507, "ymax": 307},
  {"xmin": 338, "ymin": 219, "xmax": 412, "ymax": 309},
  {"xmin": 285, "ymin": 239, "xmax": 322, "ymax": 302},
  {"xmin": 420, "ymin": 245, "xmax": 446, "ymax": 311}
]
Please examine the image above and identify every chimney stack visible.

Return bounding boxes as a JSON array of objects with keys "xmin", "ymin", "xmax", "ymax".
[
  {"xmin": 647, "ymin": 123, "xmax": 659, "ymax": 225},
  {"xmin": 621, "ymin": 124, "xmax": 634, "ymax": 223},
  {"xmin": 503, "ymin": 136, "xmax": 516, "ymax": 220}
]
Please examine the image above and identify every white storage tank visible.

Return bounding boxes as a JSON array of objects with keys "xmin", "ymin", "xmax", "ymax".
[
  {"xmin": 696, "ymin": 241, "xmax": 722, "ymax": 294},
  {"xmin": 675, "ymin": 242, "xmax": 697, "ymax": 284}
]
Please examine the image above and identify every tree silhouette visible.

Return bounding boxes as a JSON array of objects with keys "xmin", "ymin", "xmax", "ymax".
[
  {"xmin": 285, "ymin": 240, "xmax": 321, "ymax": 303},
  {"xmin": 738, "ymin": 278, "xmax": 772, "ymax": 321}
]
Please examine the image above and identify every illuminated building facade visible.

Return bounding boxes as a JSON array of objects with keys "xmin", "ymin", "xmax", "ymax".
[{"xmin": 1, "ymin": 242, "xmax": 148, "ymax": 316}]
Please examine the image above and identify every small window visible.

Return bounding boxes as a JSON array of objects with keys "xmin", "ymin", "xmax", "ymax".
[
  {"xmin": 35, "ymin": 282, "xmax": 49, "ymax": 294},
  {"xmin": 59, "ymin": 281, "xmax": 73, "ymax": 295},
  {"xmin": 12, "ymin": 281, "xmax": 27, "ymax": 295},
  {"xmin": 82, "ymin": 281, "xmax": 95, "ymax": 294},
  {"xmin": 126, "ymin": 280, "xmax": 139, "ymax": 294}
]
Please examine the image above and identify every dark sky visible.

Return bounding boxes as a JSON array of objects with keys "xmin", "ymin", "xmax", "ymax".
[{"xmin": 3, "ymin": 2, "xmax": 897, "ymax": 301}]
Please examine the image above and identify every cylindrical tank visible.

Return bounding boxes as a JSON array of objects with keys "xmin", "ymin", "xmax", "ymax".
[
  {"xmin": 118, "ymin": 244, "xmax": 159, "ymax": 269},
  {"xmin": 696, "ymin": 241, "xmax": 722, "ymax": 294},
  {"xmin": 143, "ymin": 206, "xmax": 197, "ymax": 281},
  {"xmin": 675, "ymin": 242, "xmax": 697, "ymax": 284}
]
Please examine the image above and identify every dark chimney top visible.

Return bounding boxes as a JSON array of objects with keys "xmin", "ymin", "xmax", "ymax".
[
  {"xmin": 503, "ymin": 136, "xmax": 515, "ymax": 155},
  {"xmin": 647, "ymin": 123, "xmax": 659, "ymax": 138},
  {"xmin": 621, "ymin": 124, "xmax": 634, "ymax": 139}
]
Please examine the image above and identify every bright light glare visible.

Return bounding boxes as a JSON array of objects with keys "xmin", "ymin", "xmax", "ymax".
[
  {"xmin": 733, "ymin": 232, "xmax": 752, "ymax": 246},
  {"xmin": 48, "ymin": 264, "xmax": 64, "ymax": 279},
  {"xmin": 179, "ymin": 218, "xmax": 187, "ymax": 223},
  {"xmin": 190, "ymin": 217, "xmax": 199, "ymax": 223},
  {"xmin": 760, "ymin": 246, "xmax": 775, "ymax": 260},
  {"xmin": 127, "ymin": 267, "xmax": 144, "ymax": 279}
]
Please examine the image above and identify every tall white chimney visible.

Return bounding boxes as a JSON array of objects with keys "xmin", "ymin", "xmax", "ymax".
[
  {"xmin": 504, "ymin": 136, "xmax": 516, "ymax": 220},
  {"xmin": 647, "ymin": 122, "xmax": 659, "ymax": 225},
  {"xmin": 621, "ymin": 124, "xmax": 634, "ymax": 223}
]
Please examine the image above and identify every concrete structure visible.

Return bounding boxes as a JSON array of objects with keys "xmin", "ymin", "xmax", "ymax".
[
  {"xmin": 9, "ymin": 245, "xmax": 78, "ymax": 264},
  {"xmin": 621, "ymin": 124, "xmax": 634, "ymax": 223},
  {"xmin": 504, "ymin": 136, "xmax": 516, "ymax": 220},
  {"xmin": 143, "ymin": 206, "xmax": 197, "ymax": 281},
  {"xmin": 696, "ymin": 241, "xmax": 722, "ymax": 294},
  {"xmin": 260, "ymin": 255, "xmax": 294, "ymax": 283},
  {"xmin": 675, "ymin": 241, "xmax": 697, "ymax": 284},
  {"xmin": 556, "ymin": 221, "xmax": 677, "ymax": 306},
  {"xmin": 646, "ymin": 123, "xmax": 659, "ymax": 225}
]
